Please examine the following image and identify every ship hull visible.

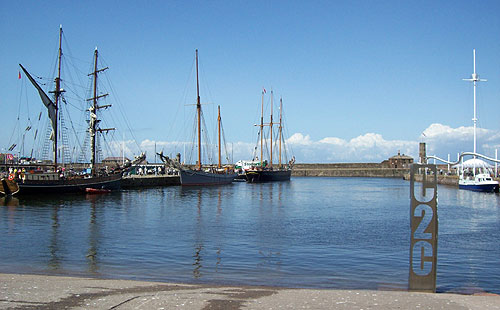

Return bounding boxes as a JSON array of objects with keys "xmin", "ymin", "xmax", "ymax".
[
  {"xmin": 245, "ymin": 169, "xmax": 291, "ymax": 183},
  {"xmin": 18, "ymin": 174, "xmax": 122, "ymax": 194},
  {"xmin": 180, "ymin": 169, "xmax": 236, "ymax": 186},
  {"xmin": 1, "ymin": 178, "xmax": 20, "ymax": 196},
  {"xmin": 458, "ymin": 182, "xmax": 498, "ymax": 192},
  {"xmin": 458, "ymin": 173, "xmax": 499, "ymax": 193}
]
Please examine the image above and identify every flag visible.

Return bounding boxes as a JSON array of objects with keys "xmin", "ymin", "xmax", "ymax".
[
  {"xmin": 18, "ymin": 71, "xmax": 21, "ymax": 79},
  {"xmin": 263, "ymin": 87, "xmax": 266, "ymax": 94}
]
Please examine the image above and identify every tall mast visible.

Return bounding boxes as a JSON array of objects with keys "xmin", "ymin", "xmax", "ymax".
[
  {"xmin": 52, "ymin": 25, "xmax": 63, "ymax": 170},
  {"xmin": 196, "ymin": 49, "xmax": 202, "ymax": 170},
  {"xmin": 218, "ymin": 105, "xmax": 221, "ymax": 169},
  {"xmin": 88, "ymin": 47, "xmax": 111, "ymax": 176},
  {"xmin": 260, "ymin": 90, "xmax": 264, "ymax": 165},
  {"xmin": 19, "ymin": 26, "xmax": 63, "ymax": 171},
  {"xmin": 463, "ymin": 48, "xmax": 486, "ymax": 160},
  {"xmin": 90, "ymin": 48, "xmax": 99, "ymax": 175},
  {"xmin": 279, "ymin": 98, "xmax": 283, "ymax": 168},
  {"xmin": 269, "ymin": 91, "xmax": 273, "ymax": 169}
]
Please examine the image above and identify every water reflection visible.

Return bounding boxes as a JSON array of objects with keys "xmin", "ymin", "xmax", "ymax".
[
  {"xmin": 215, "ymin": 188, "xmax": 222, "ymax": 272},
  {"xmin": 193, "ymin": 189, "xmax": 203, "ymax": 278},
  {"xmin": 1, "ymin": 196, "xmax": 19, "ymax": 233},
  {"xmin": 86, "ymin": 195, "xmax": 100, "ymax": 273},
  {"xmin": 49, "ymin": 206, "xmax": 61, "ymax": 269},
  {"xmin": 0, "ymin": 196, "xmax": 19, "ymax": 207},
  {"xmin": 180, "ymin": 186, "xmax": 226, "ymax": 279}
]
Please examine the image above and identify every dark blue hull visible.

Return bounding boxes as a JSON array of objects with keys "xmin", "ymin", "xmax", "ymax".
[
  {"xmin": 245, "ymin": 169, "xmax": 291, "ymax": 183},
  {"xmin": 180, "ymin": 169, "xmax": 236, "ymax": 186},
  {"xmin": 18, "ymin": 174, "xmax": 122, "ymax": 194},
  {"xmin": 458, "ymin": 183, "xmax": 498, "ymax": 192}
]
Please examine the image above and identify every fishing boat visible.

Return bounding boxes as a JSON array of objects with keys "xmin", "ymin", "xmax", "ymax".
[
  {"xmin": 178, "ymin": 50, "xmax": 236, "ymax": 186},
  {"xmin": 14, "ymin": 26, "xmax": 142, "ymax": 194},
  {"xmin": 244, "ymin": 91, "xmax": 293, "ymax": 183},
  {"xmin": 456, "ymin": 49, "xmax": 498, "ymax": 192}
]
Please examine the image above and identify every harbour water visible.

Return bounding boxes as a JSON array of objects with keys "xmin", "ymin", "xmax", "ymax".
[{"xmin": 0, "ymin": 177, "xmax": 499, "ymax": 294}]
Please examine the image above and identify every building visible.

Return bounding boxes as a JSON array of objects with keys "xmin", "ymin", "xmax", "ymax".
[
  {"xmin": 102, "ymin": 157, "xmax": 131, "ymax": 168},
  {"xmin": 383, "ymin": 151, "xmax": 414, "ymax": 168}
]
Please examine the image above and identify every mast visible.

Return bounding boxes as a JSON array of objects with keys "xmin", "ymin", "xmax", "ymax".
[
  {"xmin": 463, "ymin": 49, "xmax": 486, "ymax": 166},
  {"xmin": 218, "ymin": 105, "xmax": 221, "ymax": 169},
  {"xmin": 279, "ymin": 98, "xmax": 283, "ymax": 168},
  {"xmin": 90, "ymin": 48, "xmax": 99, "ymax": 175},
  {"xmin": 87, "ymin": 47, "xmax": 111, "ymax": 176},
  {"xmin": 260, "ymin": 90, "xmax": 264, "ymax": 165},
  {"xmin": 269, "ymin": 91, "xmax": 273, "ymax": 169},
  {"xmin": 51, "ymin": 25, "xmax": 63, "ymax": 170},
  {"xmin": 196, "ymin": 49, "xmax": 202, "ymax": 170},
  {"xmin": 19, "ymin": 26, "xmax": 63, "ymax": 170}
]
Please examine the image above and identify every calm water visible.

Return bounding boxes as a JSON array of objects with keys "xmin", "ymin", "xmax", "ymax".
[{"xmin": 0, "ymin": 177, "xmax": 499, "ymax": 294}]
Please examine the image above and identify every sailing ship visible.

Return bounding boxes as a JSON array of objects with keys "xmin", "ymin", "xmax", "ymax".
[
  {"xmin": 455, "ymin": 49, "xmax": 499, "ymax": 192},
  {"xmin": 14, "ymin": 26, "xmax": 141, "ymax": 194},
  {"xmin": 178, "ymin": 50, "xmax": 236, "ymax": 186},
  {"xmin": 244, "ymin": 90, "xmax": 293, "ymax": 183}
]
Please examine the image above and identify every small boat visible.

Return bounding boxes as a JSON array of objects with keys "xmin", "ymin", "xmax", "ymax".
[
  {"xmin": 456, "ymin": 158, "xmax": 498, "ymax": 192},
  {"xmin": 244, "ymin": 91, "xmax": 293, "ymax": 183},
  {"xmin": 85, "ymin": 187, "xmax": 112, "ymax": 194},
  {"xmin": 178, "ymin": 50, "xmax": 236, "ymax": 186},
  {"xmin": 234, "ymin": 160, "xmax": 260, "ymax": 181}
]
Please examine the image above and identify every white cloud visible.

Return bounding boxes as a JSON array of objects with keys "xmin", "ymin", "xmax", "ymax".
[
  {"xmin": 287, "ymin": 133, "xmax": 313, "ymax": 145},
  {"xmin": 422, "ymin": 123, "xmax": 500, "ymax": 161},
  {"xmin": 319, "ymin": 137, "xmax": 346, "ymax": 146},
  {"xmin": 286, "ymin": 132, "xmax": 417, "ymax": 163}
]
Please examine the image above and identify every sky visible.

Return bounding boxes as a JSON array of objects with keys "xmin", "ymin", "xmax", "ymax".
[{"xmin": 2, "ymin": 1, "xmax": 500, "ymax": 164}]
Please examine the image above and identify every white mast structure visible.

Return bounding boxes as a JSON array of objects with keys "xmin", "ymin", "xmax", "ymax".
[{"xmin": 462, "ymin": 49, "xmax": 486, "ymax": 159}]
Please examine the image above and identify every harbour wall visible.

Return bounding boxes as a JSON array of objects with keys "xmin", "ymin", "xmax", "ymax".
[
  {"xmin": 402, "ymin": 173, "xmax": 459, "ymax": 187},
  {"xmin": 293, "ymin": 164, "xmax": 500, "ymax": 189},
  {"xmin": 291, "ymin": 163, "xmax": 409, "ymax": 178}
]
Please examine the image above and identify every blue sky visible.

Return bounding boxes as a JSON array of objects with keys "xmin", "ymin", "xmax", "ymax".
[{"xmin": 2, "ymin": 1, "xmax": 500, "ymax": 163}]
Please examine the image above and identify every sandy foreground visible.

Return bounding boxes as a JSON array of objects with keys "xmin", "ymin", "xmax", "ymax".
[{"xmin": 0, "ymin": 273, "xmax": 499, "ymax": 310}]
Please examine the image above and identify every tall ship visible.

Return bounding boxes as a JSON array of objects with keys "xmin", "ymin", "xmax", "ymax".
[
  {"xmin": 178, "ymin": 50, "xmax": 236, "ymax": 186},
  {"xmin": 244, "ymin": 90, "xmax": 294, "ymax": 183},
  {"xmin": 12, "ymin": 26, "xmax": 143, "ymax": 194}
]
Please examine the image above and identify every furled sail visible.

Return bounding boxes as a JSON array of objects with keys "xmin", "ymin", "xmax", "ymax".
[{"xmin": 19, "ymin": 64, "xmax": 57, "ymax": 136}]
